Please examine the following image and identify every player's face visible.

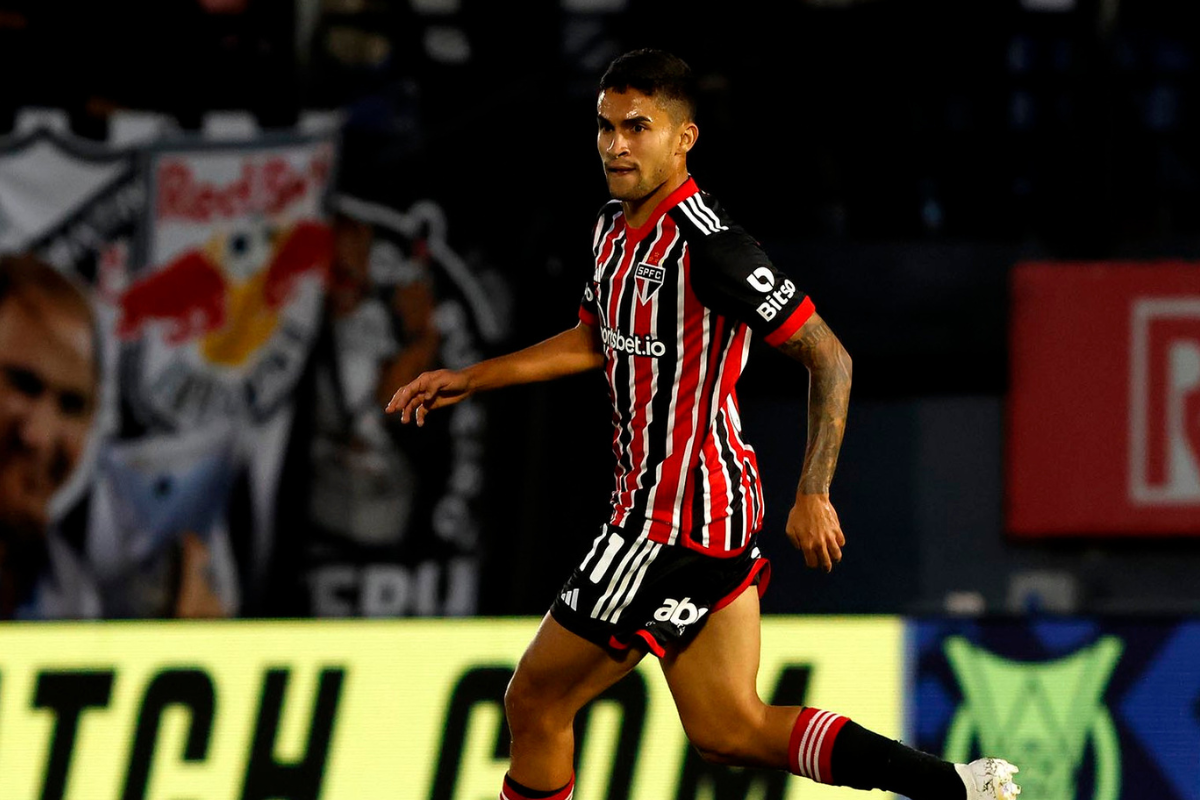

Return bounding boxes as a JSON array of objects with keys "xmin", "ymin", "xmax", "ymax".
[
  {"xmin": 597, "ymin": 89, "xmax": 693, "ymax": 203},
  {"xmin": 0, "ymin": 293, "xmax": 96, "ymax": 536}
]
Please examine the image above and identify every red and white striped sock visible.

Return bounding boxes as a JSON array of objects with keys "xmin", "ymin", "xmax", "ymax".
[
  {"xmin": 788, "ymin": 707, "xmax": 851, "ymax": 784},
  {"xmin": 499, "ymin": 772, "xmax": 575, "ymax": 800}
]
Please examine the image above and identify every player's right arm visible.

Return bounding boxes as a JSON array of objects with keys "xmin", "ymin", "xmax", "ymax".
[{"xmin": 385, "ymin": 321, "xmax": 604, "ymax": 426}]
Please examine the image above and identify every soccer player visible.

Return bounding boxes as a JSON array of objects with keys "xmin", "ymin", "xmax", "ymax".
[{"xmin": 387, "ymin": 49, "xmax": 1020, "ymax": 800}]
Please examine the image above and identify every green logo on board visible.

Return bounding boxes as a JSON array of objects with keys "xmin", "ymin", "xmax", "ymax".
[{"xmin": 942, "ymin": 636, "xmax": 1123, "ymax": 800}]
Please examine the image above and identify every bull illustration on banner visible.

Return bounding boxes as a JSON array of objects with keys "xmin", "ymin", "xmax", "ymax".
[
  {"xmin": 117, "ymin": 143, "xmax": 335, "ymax": 430},
  {"xmin": 116, "ymin": 219, "xmax": 331, "ymax": 361}
]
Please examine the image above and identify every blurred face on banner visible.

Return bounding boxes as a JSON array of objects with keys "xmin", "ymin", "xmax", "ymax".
[
  {"xmin": 329, "ymin": 215, "xmax": 373, "ymax": 318},
  {"xmin": 597, "ymin": 88, "xmax": 696, "ymax": 204},
  {"xmin": 0, "ymin": 260, "xmax": 97, "ymax": 539}
]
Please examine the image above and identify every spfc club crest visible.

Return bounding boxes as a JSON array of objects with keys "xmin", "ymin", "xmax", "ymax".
[{"xmin": 635, "ymin": 261, "xmax": 665, "ymax": 303}]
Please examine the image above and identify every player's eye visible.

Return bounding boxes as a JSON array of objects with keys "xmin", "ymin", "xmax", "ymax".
[
  {"xmin": 2, "ymin": 365, "xmax": 44, "ymax": 399},
  {"xmin": 58, "ymin": 390, "xmax": 91, "ymax": 418}
]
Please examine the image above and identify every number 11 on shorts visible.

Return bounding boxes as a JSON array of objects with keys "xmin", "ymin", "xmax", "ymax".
[{"xmin": 581, "ymin": 529, "xmax": 625, "ymax": 584}]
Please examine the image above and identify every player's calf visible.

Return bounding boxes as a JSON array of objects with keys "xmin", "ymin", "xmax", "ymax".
[
  {"xmin": 503, "ymin": 677, "xmax": 580, "ymax": 784},
  {"xmin": 789, "ymin": 707, "xmax": 1021, "ymax": 800}
]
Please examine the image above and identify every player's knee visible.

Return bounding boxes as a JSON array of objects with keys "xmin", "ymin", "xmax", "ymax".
[
  {"xmin": 683, "ymin": 715, "xmax": 758, "ymax": 766},
  {"xmin": 503, "ymin": 675, "xmax": 536, "ymax": 729},
  {"xmin": 689, "ymin": 731, "xmax": 752, "ymax": 766},
  {"xmin": 504, "ymin": 673, "xmax": 565, "ymax": 738}
]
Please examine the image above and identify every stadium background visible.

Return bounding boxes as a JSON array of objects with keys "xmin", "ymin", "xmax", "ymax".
[{"xmin": 1, "ymin": 1, "xmax": 1198, "ymax": 798}]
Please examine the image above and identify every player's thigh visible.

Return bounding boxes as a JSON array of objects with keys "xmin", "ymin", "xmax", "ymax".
[
  {"xmin": 659, "ymin": 585, "xmax": 764, "ymax": 736},
  {"xmin": 507, "ymin": 611, "xmax": 646, "ymax": 722}
]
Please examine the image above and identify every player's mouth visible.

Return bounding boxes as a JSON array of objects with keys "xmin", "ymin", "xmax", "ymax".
[{"xmin": 606, "ymin": 164, "xmax": 636, "ymax": 176}]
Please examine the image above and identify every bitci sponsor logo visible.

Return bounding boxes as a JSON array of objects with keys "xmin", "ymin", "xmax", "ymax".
[{"xmin": 1129, "ymin": 298, "xmax": 1200, "ymax": 506}]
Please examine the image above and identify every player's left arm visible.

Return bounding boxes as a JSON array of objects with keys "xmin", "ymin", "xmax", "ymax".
[
  {"xmin": 774, "ymin": 313, "xmax": 852, "ymax": 572},
  {"xmin": 686, "ymin": 226, "xmax": 851, "ymax": 571}
]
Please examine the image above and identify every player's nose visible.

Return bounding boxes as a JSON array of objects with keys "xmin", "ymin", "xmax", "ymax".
[
  {"xmin": 605, "ymin": 132, "xmax": 629, "ymax": 156},
  {"xmin": 16, "ymin": 395, "xmax": 60, "ymax": 455}
]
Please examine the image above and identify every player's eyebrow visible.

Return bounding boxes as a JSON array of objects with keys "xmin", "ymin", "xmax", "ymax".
[{"xmin": 597, "ymin": 113, "xmax": 654, "ymax": 129}]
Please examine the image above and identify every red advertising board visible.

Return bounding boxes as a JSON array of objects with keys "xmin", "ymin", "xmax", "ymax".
[{"xmin": 1008, "ymin": 262, "xmax": 1200, "ymax": 536}]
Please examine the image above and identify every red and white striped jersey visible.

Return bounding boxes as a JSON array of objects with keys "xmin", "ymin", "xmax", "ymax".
[{"xmin": 578, "ymin": 177, "xmax": 815, "ymax": 556}]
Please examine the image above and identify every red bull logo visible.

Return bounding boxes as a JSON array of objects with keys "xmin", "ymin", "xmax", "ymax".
[
  {"xmin": 117, "ymin": 250, "xmax": 228, "ymax": 345},
  {"xmin": 263, "ymin": 220, "xmax": 333, "ymax": 310},
  {"xmin": 116, "ymin": 220, "xmax": 331, "ymax": 357},
  {"xmin": 156, "ymin": 156, "xmax": 331, "ymax": 223}
]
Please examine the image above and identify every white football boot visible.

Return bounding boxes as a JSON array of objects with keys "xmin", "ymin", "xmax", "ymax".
[{"xmin": 954, "ymin": 758, "xmax": 1021, "ymax": 800}]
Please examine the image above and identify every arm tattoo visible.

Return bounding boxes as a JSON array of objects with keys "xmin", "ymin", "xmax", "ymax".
[{"xmin": 777, "ymin": 318, "xmax": 852, "ymax": 495}]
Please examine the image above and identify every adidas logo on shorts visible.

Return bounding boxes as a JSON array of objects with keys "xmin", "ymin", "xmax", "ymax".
[{"xmin": 560, "ymin": 589, "xmax": 580, "ymax": 610}]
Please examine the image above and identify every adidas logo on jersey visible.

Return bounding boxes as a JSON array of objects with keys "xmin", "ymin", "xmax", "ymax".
[{"xmin": 653, "ymin": 597, "xmax": 708, "ymax": 627}]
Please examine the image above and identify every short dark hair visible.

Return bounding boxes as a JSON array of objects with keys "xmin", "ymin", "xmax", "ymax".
[
  {"xmin": 0, "ymin": 253, "xmax": 93, "ymax": 323},
  {"xmin": 599, "ymin": 49, "xmax": 697, "ymax": 121}
]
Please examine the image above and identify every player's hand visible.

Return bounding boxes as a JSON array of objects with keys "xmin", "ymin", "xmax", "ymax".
[
  {"xmin": 785, "ymin": 493, "xmax": 846, "ymax": 572},
  {"xmin": 385, "ymin": 369, "xmax": 473, "ymax": 426}
]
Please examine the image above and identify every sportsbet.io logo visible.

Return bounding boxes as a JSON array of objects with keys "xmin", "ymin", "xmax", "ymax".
[
  {"xmin": 600, "ymin": 325, "xmax": 667, "ymax": 358},
  {"xmin": 942, "ymin": 637, "xmax": 1124, "ymax": 800}
]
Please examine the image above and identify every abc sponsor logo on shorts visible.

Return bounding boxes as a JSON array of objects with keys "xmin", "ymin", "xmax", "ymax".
[
  {"xmin": 601, "ymin": 325, "xmax": 667, "ymax": 357},
  {"xmin": 654, "ymin": 597, "xmax": 708, "ymax": 627},
  {"xmin": 745, "ymin": 267, "xmax": 797, "ymax": 322}
]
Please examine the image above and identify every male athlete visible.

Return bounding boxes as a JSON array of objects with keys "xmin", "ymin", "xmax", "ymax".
[{"xmin": 388, "ymin": 49, "xmax": 1020, "ymax": 800}]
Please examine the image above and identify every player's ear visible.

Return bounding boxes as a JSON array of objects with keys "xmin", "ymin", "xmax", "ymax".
[{"xmin": 678, "ymin": 121, "xmax": 698, "ymax": 154}]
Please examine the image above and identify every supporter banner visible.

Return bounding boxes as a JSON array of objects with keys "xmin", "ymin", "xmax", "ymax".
[
  {"xmin": 0, "ymin": 127, "xmax": 503, "ymax": 620},
  {"xmin": 119, "ymin": 137, "xmax": 335, "ymax": 430},
  {"xmin": 0, "ymin": 130, "xmax": 139, "ymax": 285},
  {"xmin": 0, "ymin": 618, "xmax": 902, "ymax": 800},
  {"xmin": 268, "ymin": 195, "xmax": 507, "ymax": 618},
  {"xmin": 912, "ymin": 619, "xmax": 1200, "ymax": 800},
  {"xmin": 0, "ymin": 128, "xmax": 340, "ymax": 619},
  {"xmin": 1007, "ymin": 262, "xmax": 1200, "ymax": 535}
]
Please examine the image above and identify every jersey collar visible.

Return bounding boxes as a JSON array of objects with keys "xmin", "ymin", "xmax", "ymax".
[{"xmin": 623, "ymin": 176, "xmax": 698, "ymax": 240}]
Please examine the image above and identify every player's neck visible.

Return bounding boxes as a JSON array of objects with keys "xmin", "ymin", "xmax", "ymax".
[{"xmin": 622, "ymin": 170, "xmax": 690, "ymax": 229}]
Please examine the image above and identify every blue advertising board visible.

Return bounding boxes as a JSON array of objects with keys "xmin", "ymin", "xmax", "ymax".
[{"xmin": 911, "ymin": 619, "xmax": 1200, "ymax": 800}]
